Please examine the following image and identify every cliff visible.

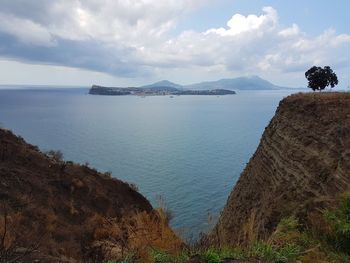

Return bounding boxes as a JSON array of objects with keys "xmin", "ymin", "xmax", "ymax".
[
  {"xmin": 211, "ymin": 92, "xmax": 350, "ymax": 246},
  {"xmin": 0, "ymin": 129, "xmax": 181, "ymax": 262}
]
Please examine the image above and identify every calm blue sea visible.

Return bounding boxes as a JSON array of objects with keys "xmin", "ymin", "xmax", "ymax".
[{"xmin": 0, "ymin": 87, "xmax": 298, "ymax": 238}]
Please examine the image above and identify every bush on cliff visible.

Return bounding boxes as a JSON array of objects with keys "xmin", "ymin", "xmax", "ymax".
[
  {"xmin": 325, "ymin": 192, "xmax": 350, "ymax": 254},
  {"xmin": 44, "ymin": 149, "xmax": 64, "ymax": 162},
  {"xmin": 305, "ymin": 66, "xmax": 338, "ymax": 91}
]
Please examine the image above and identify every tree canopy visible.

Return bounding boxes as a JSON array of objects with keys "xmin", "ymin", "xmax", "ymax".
[{"xmin": 305, "ymin": 66, "xmax": 338, "ymax": 91}]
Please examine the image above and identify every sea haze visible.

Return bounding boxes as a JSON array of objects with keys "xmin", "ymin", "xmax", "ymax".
[{"xmin": 0, "ymin": 87, "xmax": 297, "ymax": 238}]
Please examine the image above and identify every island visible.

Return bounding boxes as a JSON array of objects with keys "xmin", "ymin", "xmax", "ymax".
[{"xmin": 89, "ymin": 85, "xmax": 236, "ymax": 96}]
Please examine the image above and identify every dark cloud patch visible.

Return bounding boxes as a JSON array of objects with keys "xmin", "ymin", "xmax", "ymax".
[
  {"xmin": 0, "ymin": 32, "xmax": 149, "ymax": 77},
  {"xmin": 0, "ymin": 0, "xmax": 55, "ymax": 24}
]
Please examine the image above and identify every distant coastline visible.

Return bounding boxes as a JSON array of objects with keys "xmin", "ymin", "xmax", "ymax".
[
  {"xmin": 89, "ymin": 85, "xmax": 236, "ymax": 96},
  {"xmin": 88, "ymin": 76, "xmax": 293, "ymax": 97}
]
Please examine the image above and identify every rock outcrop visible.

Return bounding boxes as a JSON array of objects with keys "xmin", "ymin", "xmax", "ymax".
[
  {"xmin": 0, "ymin": 129, "xmax": 181, "ymax": 262},
  {"xmin": 211, "ymin": 92, "xmax": 350, "ymax": 246}
]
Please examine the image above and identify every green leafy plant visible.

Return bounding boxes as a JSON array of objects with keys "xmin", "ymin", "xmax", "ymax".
[
  {"xmin": 275, "ymin": 243, "xmax": 301, "ymax": 262},
  {"xmin": 219, "ymin": 247, "xmax": 245, "ymax": 260},
  {"xmin": 201, "ymin": 248, "xmax": 221, "ymax": 263},
  {"xmin": 200, "ymin": 247, "xmax": 245, "ymax": 263},
  {"xmin": 325, "ymin": 192, "xmax": 350, "ymax": 254},
  {"xmin": 251, "ymin": 241, "xmax": 276, "ymax": 261},
  {"xmin": 151, "ymin": 249, "xmax": 188, "ymax": 263},
  {"xmin": 250, "ymin": 241, "xmax": 301, "ymax": 262}
]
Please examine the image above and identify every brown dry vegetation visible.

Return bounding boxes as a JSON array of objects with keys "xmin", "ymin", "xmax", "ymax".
[{"xmin": 0, "ymin": 128, "xmax": 182, "ymax": 262}]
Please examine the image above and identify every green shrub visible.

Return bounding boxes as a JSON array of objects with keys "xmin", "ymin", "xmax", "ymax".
[
  {"xmin": 250, "ymin": 241, "xmax": 301, "ymax": 262},
  {"xmin": 200, "ymin": 247, "xmax": 245, "ymax": 263},
  {"xmin": 251, "ymin": 241, "xmax": 276, "ymax": 261},
  {"xmin": 201, "ymin": 249, "xmax": 220, "ymax": 263},
  {"xmin": 151, "ymin": 249, "xmax": 188, "ymax": 263},
  {"xmin": 275, "ymin": 243, "xmax": 301, "ymax": 262},
  {"xmin": 219, "ymin": 247, "xmax": 245, "ymax": 260},
  {"xmin": 325, "ymin": 192, "xmax": 350, "ymax": 254},
  {"xmin": 277, "ymin": 216, "xmax": 299, "ymax": 232}
]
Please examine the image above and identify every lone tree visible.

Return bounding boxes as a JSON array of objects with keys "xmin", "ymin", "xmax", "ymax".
[{"xmin": 305, "ymin": 66, "xmax": 338, "ymax": 91}]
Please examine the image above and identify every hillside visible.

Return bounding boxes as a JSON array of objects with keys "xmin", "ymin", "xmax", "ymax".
[
  {"xmin": 210, "ymin": 92, "xmax": 350, "ymax": 246},
  {"xmin": 184, "ymin": 76, "xmax": 286, "ymax": 90},
  {"xmin": 141, "ymin": 80, "xmax": 183, "ymax": 90},
  {"xmin": 0, "ymin": 129, "xmax": 181, "ymax": 262}
]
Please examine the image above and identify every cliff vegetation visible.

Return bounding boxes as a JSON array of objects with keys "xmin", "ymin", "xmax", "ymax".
[{"xmin": 0, "ymin": 128, "xmax": 182, "ymax": 262}]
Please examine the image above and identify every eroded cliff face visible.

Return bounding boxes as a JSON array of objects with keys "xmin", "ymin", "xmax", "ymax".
[
  {"xmin": 0, "ymin": 129, "xmax": 181, "ymax": 262},
  {"xmin": 211, "ymin": 92, "xmax": 350, "ymax": 246}
]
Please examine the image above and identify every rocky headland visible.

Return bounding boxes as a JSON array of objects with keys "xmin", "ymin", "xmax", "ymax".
[{"xmin": 211, "ymin": 92, "xmax": 350, "ymax": 246}]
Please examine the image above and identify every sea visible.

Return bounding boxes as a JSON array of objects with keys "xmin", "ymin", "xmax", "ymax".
[{"xmin": 0, "ymin": 87, "xmax": 300, "ymax": 239}]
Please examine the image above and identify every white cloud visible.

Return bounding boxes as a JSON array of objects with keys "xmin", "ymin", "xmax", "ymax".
[
  {"xmin": 0, "ymin": 2, "xmax": 349, "ymax": 86},
  {"xmin": 206, "ymin": 6, "xmax": 278, "ymax": 36},
  {"xmin": 279, "ymin": 24, "xmax": 300, "ymax": 37},
  {"xmin": 146, "ymin": 6, "xmax": 350, "ymax": 81}
]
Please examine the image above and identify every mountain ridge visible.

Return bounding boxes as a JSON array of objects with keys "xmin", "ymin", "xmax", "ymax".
[
  {"xmin": 184, "ymin": 75, "xmax": 287, "ymax": 90},
  {"xmin": 91, "ymin": 76, "xmax": 291, "ymax": 92},
  {"xmin": 141, "ymin": 80, "xmax": 183, "ymax": 90},
  {"xmin": 141, "ymin": 76, "xmax": 290, "ymax": 91}
]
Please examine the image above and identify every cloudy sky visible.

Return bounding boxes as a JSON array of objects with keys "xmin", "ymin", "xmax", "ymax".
[{"xmin": 0, "ymin": 0, "xmax": 349, "ymax": 87}]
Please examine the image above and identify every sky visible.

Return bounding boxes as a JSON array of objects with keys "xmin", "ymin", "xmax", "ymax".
[{"xmin": 0, "ymin": 0, "xmax": 349, "ymax": 88}]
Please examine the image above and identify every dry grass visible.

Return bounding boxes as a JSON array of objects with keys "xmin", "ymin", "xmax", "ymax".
[
  {"xmin": 241, "ymin": 209, "xmax": 257, "ymax": 244},
  {"xmin": 0, "ymin": 128, "xmax": 181, "ymax": 262},
  {"xmin": 125, "ymin": 211, "xmax": 183, "ymax": 262},
  {"xmin": 287, "ymin": 91, "xmax": 350, "ymax": 101},
  {"xmin": 84, "ymin": 211, "xmax": 183, "ymax": 262},
  {"xmin": 0, "ymin": 206, "xmax": 45, "ymax": 263}
]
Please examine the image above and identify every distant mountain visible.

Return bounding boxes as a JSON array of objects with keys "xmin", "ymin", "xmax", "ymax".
[
  {"xmin": 94, "ymin": 76, "xmax": 289, "ymax": 93},
  {"xmin": 184, "ymin": 76, "xmax": 287, "ymax": 91},
  {"xmin": 141, "ymin": 80, "xmax": 182, "ymax": 91}
]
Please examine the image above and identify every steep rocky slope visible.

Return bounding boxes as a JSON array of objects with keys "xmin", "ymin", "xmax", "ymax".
[
  {"xmin": 211, "ymin": 92, "xmax": 350, "ymax": 246},
  {"xmin": 0, "ymin": 129, "xmax": 181, "ymax": 262}
]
